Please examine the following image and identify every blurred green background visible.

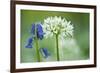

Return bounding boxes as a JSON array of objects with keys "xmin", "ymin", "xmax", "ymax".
[{"xmin": 21, "ymin": 9, "xmax": 89, "ymax": 63}]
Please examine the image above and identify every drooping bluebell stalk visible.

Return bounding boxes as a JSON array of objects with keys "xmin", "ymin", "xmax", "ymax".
[
  {"xmin": 40, "ymin": 48, "xmax": 50, "ymax": 58},
  {"xmin": 25, "ymin": 23, "xmax": 45, "ymax": 62}
]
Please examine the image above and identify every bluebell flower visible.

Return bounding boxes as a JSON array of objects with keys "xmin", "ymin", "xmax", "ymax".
[
  {"xmin": 37, "ymin": 24, "xmax": 44, "ymax": 40},
  {"xmin": 30, "ymin": 23, "xmax": 44, "ymax": 40},
  {"xmin": 25, "ymin": 23, "xmax": 45, "ymax": 62},
  {"xmin": 25, "ymin": 23, "xmax": 44, "ymax": 49},
  {"xmin": 25, "ymin": 37, "xmax": 33, "ymax": 48},
  {"xmin": 30, "ymin": 24, "xmax": 35, "ymax": 35},
  {"xmin": 40, "ymin": 48, "xmax": 50, "ymax": 58}
]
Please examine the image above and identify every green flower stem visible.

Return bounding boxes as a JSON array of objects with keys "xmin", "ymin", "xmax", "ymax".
[
  {"xmin": 55, "ymin": 34, "xmax": 60, "ymax": 61},
  {"xmin": 35, "ymin": 37, "xmax": 41, "ymax": 62},
  {"xmin": 35, "ymin": 25, "xmax": 41, "ymax": 62}
]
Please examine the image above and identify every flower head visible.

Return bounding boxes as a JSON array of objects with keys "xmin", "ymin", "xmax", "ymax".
[
  {"xmin": 31, "ymin": 23, "xmax": 35, "ymax": 35},
  {"xmin": 43, "ymin": 16, "xmax": 74, "ymax": 39},
  {"xmin": 25, "ymin": 23, "xmax": 44, "ymax": 49},
  {"xmin": 25, "ymin": 37, "xmax": 33, "ymax": 48},
  {"xmin": 30, "ymin": 23, "xmax": 44, "ymax": 40},
  {"xmin": 37, "ymin": 23, "xmax": 44, "ymax": 40},
  {"xmin": 40, "ymin": 48, "xmax": 50, "ymax": 58}
]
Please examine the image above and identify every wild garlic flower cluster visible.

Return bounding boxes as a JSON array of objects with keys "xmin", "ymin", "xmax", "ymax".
[{"xmin": 43, "ymin": 16, "xmax": 74, "ymax": 39}]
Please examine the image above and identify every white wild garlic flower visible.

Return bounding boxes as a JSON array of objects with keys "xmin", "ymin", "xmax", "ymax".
[{"xmin": 42, "ymin": 16, "xmax": 74, "ymax": 39}]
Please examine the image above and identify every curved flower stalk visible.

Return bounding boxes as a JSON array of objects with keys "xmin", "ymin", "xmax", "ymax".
[
  {"xmin": 43, "ymin": 16, "xmax": 74, "ymax": 61},
  {"xmin": 25, "ymin": 23, "xmax": 44, "ymax": 62}
]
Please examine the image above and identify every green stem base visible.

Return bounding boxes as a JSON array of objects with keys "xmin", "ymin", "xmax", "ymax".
[{"xmin": 55, "ymin": 34, "xmax": 60, "ymax": 61}]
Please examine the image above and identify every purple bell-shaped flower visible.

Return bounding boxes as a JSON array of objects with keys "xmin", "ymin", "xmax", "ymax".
[
  {"xmin": 25, "ymin": 37, "xmax": 33, "ymax": 48},
  {"xmin": 40, "ymin": 48, "xmax": 50, "ymax": 58},
  {"xmin": 37, "ymin": 23, "xmax": 44, "ymax": 40}
]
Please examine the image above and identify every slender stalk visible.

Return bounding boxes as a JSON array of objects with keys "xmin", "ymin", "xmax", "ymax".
[
  {"xmin": 35, "ymin": 37, "xmax": 41, "ymax": 62},
  {"xmin": 35, "ymin": 25, "xmax": 41, "ymax": 62},
  {"xmin": 55, "ymin": 34, "xmax": 60, "ymax": 61}
]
